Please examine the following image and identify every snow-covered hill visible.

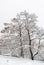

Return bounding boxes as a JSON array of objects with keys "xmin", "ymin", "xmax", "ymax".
[{"xmin": 0, "ymin": 55, "xmax": 44, "ymax": 65}]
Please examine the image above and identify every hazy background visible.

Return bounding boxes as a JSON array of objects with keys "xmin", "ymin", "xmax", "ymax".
[{"xmin": 0, "ymin": 0, "xmax": 44, "ymax": 31}]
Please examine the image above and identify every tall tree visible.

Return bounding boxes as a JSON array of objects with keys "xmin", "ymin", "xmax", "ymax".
[{"xmin": 16, "ymin": 11, "xmax": 38, "ymax": 60}]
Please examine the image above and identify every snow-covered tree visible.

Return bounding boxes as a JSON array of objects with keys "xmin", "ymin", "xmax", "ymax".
[
  {"xmin": 33, "ymin": 29, "xmax": 44, "ymax": 60},
  {"xmin": 0, "ymin": 11, "xmax": 44, "ymax": 61},
  {"xmin": 16, "ymin": 11, "xmax": 38, "ymax": 59}
]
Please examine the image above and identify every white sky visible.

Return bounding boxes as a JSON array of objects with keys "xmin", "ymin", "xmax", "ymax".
[{"xmin": 0, "ymin": 0, "xmax": 44, "ymax": 31}]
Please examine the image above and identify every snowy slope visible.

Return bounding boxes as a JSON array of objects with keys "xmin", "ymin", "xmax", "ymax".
[{"xmin": 0, "ymin": 55, "xmax": 44, "ymax": 65}]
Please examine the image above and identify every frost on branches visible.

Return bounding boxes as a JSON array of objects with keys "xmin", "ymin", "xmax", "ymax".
[{"xmin": 0, "ymin": 11, "xmax": 44, "ymax": 61}]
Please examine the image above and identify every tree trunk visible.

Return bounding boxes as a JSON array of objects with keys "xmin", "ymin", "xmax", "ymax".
[
  {"xmin": 19, "ymin": 26, "xmax": 24, "ymax": 57},
  {"xmin": 27, "ymin": 29, "xmax": 34, "ymax": 60},
  {"xmin": 25, "ymin": 17, "xmax": 34, "ymax": 60}
]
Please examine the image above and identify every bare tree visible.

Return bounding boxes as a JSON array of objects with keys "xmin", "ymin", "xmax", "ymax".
[{"xmin": 16, "ymin": 11, "xmax": 38, "ymax": 60}]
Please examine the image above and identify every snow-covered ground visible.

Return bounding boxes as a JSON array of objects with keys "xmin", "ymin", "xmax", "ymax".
[{"xmin": 0, "ymin": 55, "xmax": 44, "ymax": 65}]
